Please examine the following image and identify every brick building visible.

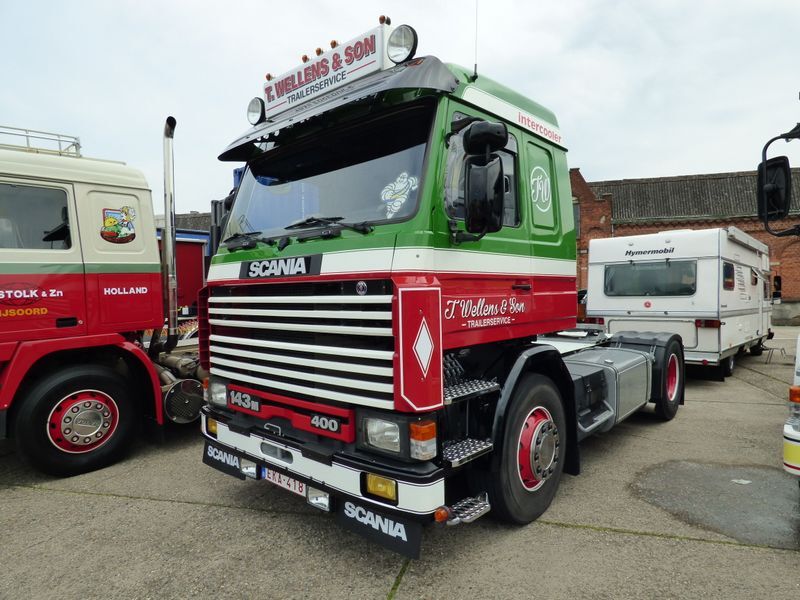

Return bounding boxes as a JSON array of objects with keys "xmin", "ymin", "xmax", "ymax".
[{"xmin": 571, "ymin": 168, "xmax": 800, "ymax": 321}]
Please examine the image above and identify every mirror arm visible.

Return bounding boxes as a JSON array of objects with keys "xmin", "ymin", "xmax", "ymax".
[{"xmin": 448, "ymin": 218, "xmax": 485, "ymax": 244}]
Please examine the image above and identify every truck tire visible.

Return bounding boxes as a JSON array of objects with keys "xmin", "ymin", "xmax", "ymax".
[
  {"xmin": 489, "ymin": 374, "xmax": 566, "ymax": 524},
  {"xmin": 654, "ymin": 338, "xmax": 683, "ymax": 421},
  {"xmin": 13, "ymin": 365, "xmax": 137, "ymax": 476}
]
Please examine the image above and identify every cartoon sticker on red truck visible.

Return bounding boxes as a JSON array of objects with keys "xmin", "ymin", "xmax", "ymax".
[{"xmin": 100, "ymin": 206, "xmax": 136, "ymax": 243}]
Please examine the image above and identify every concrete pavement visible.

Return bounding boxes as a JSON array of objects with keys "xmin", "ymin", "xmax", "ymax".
[{"xmin": 1, "ymin": 329, "xmax": 799, "ymax": 599}]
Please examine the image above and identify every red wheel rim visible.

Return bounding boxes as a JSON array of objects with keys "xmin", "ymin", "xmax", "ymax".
[
  {"xmin": 517, "ymin": 406, "xmax": 559, "ymax": 492},
  {"xmin": 47, "ymin": 390, "xmax": 119, "ymax": 454},
  {"xmin": 666, "ymin": 354, "xmax": 679, "ymax": 402}
]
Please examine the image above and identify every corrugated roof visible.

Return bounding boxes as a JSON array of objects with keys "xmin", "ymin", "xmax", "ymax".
[{"xmin": 589, "ymin": 169, "xmax": 800, "ymax": 224}]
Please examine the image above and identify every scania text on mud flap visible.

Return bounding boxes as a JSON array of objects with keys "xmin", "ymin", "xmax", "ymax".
[
  {"xmin": 199, "ymin": 17, "xmax": 686, "ymax": 558},
  {"xmin": 0, "ymin": 123, "xmax": 208, "ymax": 476},
  {"xmin": 753, "ymin": 120, "xmax": 800, "ymax": 480}
]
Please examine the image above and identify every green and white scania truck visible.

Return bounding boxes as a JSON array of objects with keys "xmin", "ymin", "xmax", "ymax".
[{"xmin": 199, "ymin": 17, "xmax": 685, "ymax": 557}]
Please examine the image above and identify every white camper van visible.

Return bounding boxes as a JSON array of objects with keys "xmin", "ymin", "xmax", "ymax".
[{"xmin": 586, "ymin": 227, "xmax": 772, "ymax": 377}]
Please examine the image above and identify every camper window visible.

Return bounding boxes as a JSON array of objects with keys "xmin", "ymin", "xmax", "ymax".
[
  {"xmin": 722, "ymin": 262, "xmax": 735, "ymax": 291},
  {"xmin": 604, "ymin": 260, "xmax": 697, "ymax": 297}
]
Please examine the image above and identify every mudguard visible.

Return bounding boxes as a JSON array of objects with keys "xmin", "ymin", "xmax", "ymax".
[{"xmin": 492, "ymin": 344, "xmax": 581, "ymax": 476}]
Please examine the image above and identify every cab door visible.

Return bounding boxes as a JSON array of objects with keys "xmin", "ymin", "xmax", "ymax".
[
  {"xmin": 0, "ymin": 179, "xmax": 87, "ymax": 342},
  {"xmin": 438, "ymin": 105, "xmax": 534, "ymax": 347}
]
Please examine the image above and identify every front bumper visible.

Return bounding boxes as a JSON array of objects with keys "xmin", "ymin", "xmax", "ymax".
[
  {"xmin": 200, "ymin": 410, "xmax": 445, "ymax": 515},
  {"xmin": 784, "ymin": 422, "xmax": 800, "ymax": 477}
]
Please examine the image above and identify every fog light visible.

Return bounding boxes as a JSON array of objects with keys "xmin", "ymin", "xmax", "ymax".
[
  {"xmin": 206, "ymin": 418, "xmax": 218, "ymax": 437},
  {"xmin": 240, "ymin": 458, "xmax": 257, "ymax": 479},
  {"xmin": 307, "ymin": 487, "xmax": 331, "ymax": 512},
  {"xmin": 366, "ymin": 473, "xmax": 397, "ymax": 501}
]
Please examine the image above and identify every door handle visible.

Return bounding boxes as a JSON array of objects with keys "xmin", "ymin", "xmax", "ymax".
[
  {"xmin": 512, "ymin": 283, "xmax": 531, "ymax": 291},
  {"xmin": 56, "ymin": 317, "xmax": 79, "ymax": 328}
]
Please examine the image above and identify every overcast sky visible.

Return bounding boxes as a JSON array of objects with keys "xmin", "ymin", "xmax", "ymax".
[{"xmin": 2, "ymin": 0, "xmax": 799, "ymax": 214}]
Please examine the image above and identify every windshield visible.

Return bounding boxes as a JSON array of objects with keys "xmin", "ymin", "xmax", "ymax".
[
  {"xmin": 223, "ymin": 104, "xmax": 433, "ymax": 240},
  {"xmin": 604, "ymin": 260, "xmax": 697, "ymax": 296}
]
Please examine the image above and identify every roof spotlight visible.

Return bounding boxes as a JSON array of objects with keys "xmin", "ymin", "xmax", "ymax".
[
  {"xmin": 247, "ymin": 97, "xmax": 266, "ymax": 126},
  {"xmin": 387, "ymin": 25, "xmax": 418, "ymax": 64}
]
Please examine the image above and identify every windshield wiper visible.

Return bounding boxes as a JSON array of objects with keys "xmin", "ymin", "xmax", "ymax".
[
  {"xmin": 285, "ymin": 215, "xmax": 373, "ymax": 234},
  {"xmin": 222, "ymin": 230, "xmax": 276, "ymax": 251}
]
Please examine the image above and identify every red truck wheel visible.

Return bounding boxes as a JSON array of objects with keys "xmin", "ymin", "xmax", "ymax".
[
  {"xmin": 489, "ymin": 373, "xmax": 566, "ymax": 524},
  {"xmin": 13, "ymin": 365, "xmax": 137, "ymax": 476},
  {"xmin": 654, "ymin": 339, "xmax": 684, "ymax": 421}
]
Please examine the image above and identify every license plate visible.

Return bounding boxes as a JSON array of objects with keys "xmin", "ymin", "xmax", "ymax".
[{"xmin": 262, "ymin": 466, "xmax": 306, "ymax": 497}]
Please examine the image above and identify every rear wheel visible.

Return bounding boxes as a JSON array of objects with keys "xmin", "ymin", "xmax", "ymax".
[
  {"xmin": 13, "ymin": 365, "xmax": 137, "ymax": 476},
  {"xmin": 723, "ymin": 354, "xmax": 735, "ymax": 377},
  {"xmin": 654, "ymin": 339, "xmax": 684, "ymax": 421},
  {"xmin": 488, "ymin": 374, "xmax": 566, "ymax": 524}
]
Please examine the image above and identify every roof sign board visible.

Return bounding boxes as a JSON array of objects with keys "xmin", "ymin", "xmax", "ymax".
[{"xmin": 263, "ymin": 25, "xmax": 393, "ymax": 120}]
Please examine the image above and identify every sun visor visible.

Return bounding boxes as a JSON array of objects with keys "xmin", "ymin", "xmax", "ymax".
[{"xmin": 218, "ymin": 57, "xmax": 458, "ymax": 162}]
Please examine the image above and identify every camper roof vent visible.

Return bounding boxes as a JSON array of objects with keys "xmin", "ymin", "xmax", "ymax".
[{"xmin": 0, "ymin": 125, "xmax": 82, "ymax": 157}]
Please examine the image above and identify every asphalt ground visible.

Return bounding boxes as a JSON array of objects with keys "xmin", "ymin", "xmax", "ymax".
[{"xmin": 1, "ymin": 328, "xmax": 799, "ymax": 599}]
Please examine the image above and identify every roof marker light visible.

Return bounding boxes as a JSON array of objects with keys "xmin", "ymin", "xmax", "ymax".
[
  {"xmin": 387, "ymin": 25, "xmax": 418, "ymax": 64},
  {"xmin": 265, "ymin": 73, "xmax": 273, "ymax": 81},
  {"xmin": 379, "ymin": 15, "xmax": 391, "ymax": 25},
  {"xmin": 330, "ymin": 40, "xmax": 338, "ymax": 49},
  {"xmin": 301, "ymin": 54, "xmax": 309, "ymax": 63},
  {"xmin": 315, "ymin": 47, "xmax": 323, "ymax": 56}
]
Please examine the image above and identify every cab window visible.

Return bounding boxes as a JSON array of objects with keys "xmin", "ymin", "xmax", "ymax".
[
  {"xmin": 445, "ymin": 115, "xmax": 519, "ymax": 227},
  {"xmin": 0, "ymin": 183, "xmax": 70, "ymax": 249}
]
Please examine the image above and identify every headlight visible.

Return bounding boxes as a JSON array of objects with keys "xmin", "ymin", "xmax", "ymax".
[
  {"xmin": 365, "ymin": 418, "xmax": 401, "ymax": 453},
  {"xmin": 387, "ymin": 25, "xmax": 418, "ymax": 64},
  {"xmin": 357, "ymin": 409, "xmax": 438, "ymax": 462},
  {"xmin": 207, "ymin": 377, "xmax": 228, "ymax": 408}
]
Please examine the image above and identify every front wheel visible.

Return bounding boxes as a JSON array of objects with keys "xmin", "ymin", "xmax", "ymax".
[
  {"xmin": 488, "ymin": 374, "xmax": 566, "ymax": 524},
  {"xmin": 13, "ymin": 365, "xmax": 137, "ymax": 476}
]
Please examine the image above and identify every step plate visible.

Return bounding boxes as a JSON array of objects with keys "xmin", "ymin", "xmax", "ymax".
[
  {"xmin": 442, "ymin": 438, "xmax": 494, "ymax": 467},
  {"xmin": 448, "ymin": 494, "xmax": 491, "ymax": 525},
  {"xmin": 444, "ymin": 379, "xmax": 500, "ymax": 404}
]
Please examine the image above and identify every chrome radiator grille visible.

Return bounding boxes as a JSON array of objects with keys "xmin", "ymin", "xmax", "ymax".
[{"xmin": 208, "ymin": 279, "xmax": 394, "ymax": 409}]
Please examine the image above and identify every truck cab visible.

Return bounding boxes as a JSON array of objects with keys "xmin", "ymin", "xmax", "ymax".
[
  {"xmin": 0, "ymin": 125, "xmax": 204, "ymax": 476},
  {"xmin": 200, "ymin": 20, "xmax": 685, "ymax": 557}
]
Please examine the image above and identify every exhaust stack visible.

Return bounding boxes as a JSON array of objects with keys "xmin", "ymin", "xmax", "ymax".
[{"xmin": 162, "ymin": 116, "xmax": 179, "ymax": 352}]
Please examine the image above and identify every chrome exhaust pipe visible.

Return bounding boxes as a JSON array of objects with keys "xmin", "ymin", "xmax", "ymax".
[{"xmin": 162, "ymin": 116, "xmax": 179, "ymax": 352}]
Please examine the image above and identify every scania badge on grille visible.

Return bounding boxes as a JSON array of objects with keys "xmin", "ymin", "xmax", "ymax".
[{"xmin": 356, "ymin": 281, "xmax": 368, "ymax": 296}]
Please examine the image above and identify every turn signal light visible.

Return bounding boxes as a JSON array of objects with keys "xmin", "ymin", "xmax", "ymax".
[
  {"xmin": 434, "ymin": 506, "xmax": 451, "ymax": 523},
  {"xmin": 366, "ymin": 473, "xmax": 397, "ymax": 501},
  {"xmin": 789, "ymin": 386, "xmax": 800, "ymax": 404},
  {"xmin": 410, "ymin": 420, "xmax": 437, "ymax": 460},
  {"xmin": 207, "ymin": 418, "xmax": 218, "ymax": 437}
]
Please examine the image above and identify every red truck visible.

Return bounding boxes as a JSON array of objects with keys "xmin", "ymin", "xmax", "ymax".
[{"xmin": 0, "ymin": 122, "xmax": 206, "ymax": 475}]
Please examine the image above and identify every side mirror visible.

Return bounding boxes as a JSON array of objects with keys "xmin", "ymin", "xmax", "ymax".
[
  {"xmin": 462, "ymin": 121, "xmax": 508, "ymax": 155},
  {"xmin": 464, "ymin": 155, "xmax": 504, "ymax": 234},
  {"xmin": 758, "ymin": 156, "xmax": 792, "ymax": 222}
]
